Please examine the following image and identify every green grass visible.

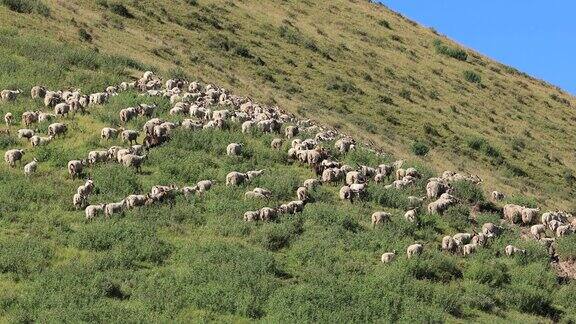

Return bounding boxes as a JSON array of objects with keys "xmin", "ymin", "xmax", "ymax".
[{"xmin": 0, "ymin": 1, "xmax": 574, "ymax": 322}]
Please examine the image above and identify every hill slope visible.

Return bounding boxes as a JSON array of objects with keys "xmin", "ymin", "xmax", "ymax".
[
  {"xmin": 1, "ymin": 0, "xmax": 576, "ymax": 322},
  {"xmin": 1, "ymin": 0, "xmax": 575, "ymax": 208}
]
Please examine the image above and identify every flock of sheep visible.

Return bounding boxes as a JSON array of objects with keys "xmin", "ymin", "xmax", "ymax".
[{"xmin": 1, "ymin": 71, "xmax": 574, "ymax": 265}]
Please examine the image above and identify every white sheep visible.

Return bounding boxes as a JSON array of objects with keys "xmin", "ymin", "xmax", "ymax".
[
  {"xmin": 407, "ymin": 243, "xmax": 423, "ymax": 258},
  {"xmin": 104, "ymin": 201, "xmax": 125, "ymax": 217},
  {"xmin": 371, "ymin": 211, "xmax": 390, "ymax": 227},
  {"xmin": 73, "ymin": 193, "xmax": 87, "ymax": 210},
  {"xmin": 85, "ymin": 204, "xmax": 105, "ymax": 220},
  {"xmin": 4, "ymin": 149, "xmax": 25, "ymax": 167},
  {"xmin": 121, "ymin": 154, "xmax": 147, "ymax": 173},
  {"xmin": 23, "ymin": 158, "xmax": 38, "ymax": 176},
  {"xmin": 505, "ymin": 245, "xmax": 526, "ymax": 257},
  {"xmin": 227, "ymin": 143, "xmax": 243, "ymax": 156},
  {"xmin": 121, "ymin": 130, "xmax": 139, "ymax": 145},
  {"xmin": 101, "ymin": 127, "xmax": 118, "ymax": 140},
  {"xmin": 381, "ymin": 251, "xmax": 397, "ymax": 263}
]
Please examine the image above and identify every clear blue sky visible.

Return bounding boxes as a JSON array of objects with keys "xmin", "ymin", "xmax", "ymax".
[{"xmin": 380, "ymin": 1, "xmax": 576, "ymax": 95}]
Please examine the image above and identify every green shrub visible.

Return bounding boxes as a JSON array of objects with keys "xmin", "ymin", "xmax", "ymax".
[
  {"xmin": 443, "ymin": 205, "xmax": 471, "ymax": 231},
  {"xmin": 464, "ymin": 261, "xmax": 509, "ymax": 288},
  {"xmin": 78, "ymin": 28, "xmax": 92, "ymax": 42},
  {"xmin": 378, "ymin": 19, "xmax": 391, "ymax": 29},
  {"xmin": 433, "ymin": 40, "xmax": 468, "ymax": 61},
  {"xmin": 464, "ymin": 70, "xmax": 481, "ymax": 84},
  {"xmin": 411, "ymin": 141, "xmax": 429, "ymax": 156},
  {"xmin": 452, "ymin": 180, "xmax": 484, "ymax": 204},
  {"xmin": 109, "ymin": 3, "xmax": 133, "ymax": 18},
  {"xmin": 0, "ymin": 236, "xmax": 53, "ymax": 277},
  {"xmin": 556, "ymin": 236, "xmax": 576, "ymax": 261},
  {"xmin": 0, "ymin": 0, "xmax": 50, "ymax": 17}
]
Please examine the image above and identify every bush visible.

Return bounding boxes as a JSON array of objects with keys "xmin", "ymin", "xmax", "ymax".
[
  {"xmin": 411, "ymin": 141, "xmax": 429, "ymax": 156},
  {"xmin": 109, "ymin": 3, "xmax": 133, "ymax": 18},
  {"xmin": 464, "ymin": 261, "xmax": 509, "ymax": 288},
  {"xmin": 378, "ymin": 19, "xmax": 391, "ymax": 29},
  {"xmin": 443, "ymin": 205, "xmax": 471, "ymax": 231},
  {"xmin": 452, "ymin": 180, "xmax": 484, "ymax": 204},
  {"xmin": 463, "ymin": 70, "xmax": 482, "ymax": 84},
  {"xmin": 0, "ymin": 237, "xmax": 53, "ymax": 277},
  {"xmin": 433, "ymin": 40, "xmax": 467, "ymax": 61},
  {"xmin": 0, "ymin": 0, "xmax": 50, "ymax": 17},
  {"xmin": 556, "ymin": 236, "xmax": 576, "ymax": 261},
  {"xmin": 78, "ymin": 28, "xmax": 92, "ymax": 42}
]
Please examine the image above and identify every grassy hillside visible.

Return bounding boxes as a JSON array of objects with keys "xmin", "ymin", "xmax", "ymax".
[
  {"xmin": 1, "ymin": 0, "xmax": 576, "ymax": 322},
  {"xmin": 1, "ymin": 0, "xmax": 575, "ymax": 209}
]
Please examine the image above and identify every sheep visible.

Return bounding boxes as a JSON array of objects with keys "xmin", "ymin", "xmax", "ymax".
[
  {"xmin": 303, "ymin": 178, "xmax": 321, "ymax": 190},
  {"xmin": 339, "ymin": 185, "xmax": 353, "ymax": 202},
  {"xmin": 346, "ymin": 171, "xmax": 363, "ymax": 185},
  {"xmin": 426, "ymin": 180, "xmax": 450, "ymax": 199},
  {"xmin": 125, "ymin": 194, "xmax": 151, "ymax": 209},
  {"xmin": 44, "ymin": 91, "xmax": 61, "ymax": 107},
  {"xmin": 530, "ymin": 224, "xmax": 546, "ymax": 240},
  {"xmin": 280, "ymin": 200, "xmax": 305, "ymax": 214},
  {"xmin": 72, "ymin": 193, "xmax": 87, "ymax": 210},
  {"xmin": 442, "ymin": 236, "xmax": 457, "ymax": 253},
  {"xmin": 371, "ymin": 211, "xmax": 391, "ymax": 227},
  {"xmin": 17, "ymin": 129, "xmax": 35, "ymax": 140},
  {"xmin": 4, "ymin": 149, "xmax": 24, "ymax": 167},
  {"xmin": 1, "ymin": 89, "xmax": 21, "ymax": 101},
  {"xmin": 404, "ymin": 209, "xmax": 417, "ymax": 223},
  {"xmin": 259, "ymin": 207, "xmax": 277, "ymax": 221},
  {"xmin": 120, "ymin": 107, "xmax": 138, "ymax": 123},
  {"xmin": 257, "ymin": 119, "xmax": 281, "ymax": 133},
  {"xmin": 407, "ymin": 243, "xmax": 423, "ymax": 258},
  {"xmin": 334, "ymin": 138, "xmax": 355, "ymax": 153},
  {"xmin": 116, "ymin": 148, "xmax": 131, "ymax": 163},
  {"xmin": 121, "ymin": 154, "xmax": 146, "ymax": 173},
  {"xmin": 47, "ymin": 123, "xmax": 67, "ymax": 137},
  {"xmin": 131, "ymin": 145, "xmax": 146, "ymax": 156},
  {"xmin": 30, "ymin": 135, "xmax": 53, "ymax": 147},
  {"xmin": 121, "ymin": 130, "xmax": 139, "ymax": 145},
  {"xmin": 453, "ymin": 233, "xmax": 472, "ymax": 249},
  {"xmin": 227, "ymin": 143, "xmax": 243, "ymax": 156},
  {"xmin": 471, "ymin": 233, "xmax": 488, "ymax": 247},
  {"xmin": 503, "ymin": 204, "xmax": 523, "ymax": 224},
  {"xmin": 245, "ymin": 191, "xmax": 269, "ymax": 200},
  {"xmin": 407, "ymin": 196, "xmax": 425, "ymax": 209},
  {"xmin": 101, "ymin": 127, "xmax": 118, "ymax": 140},
  {"xmin": 77, "ymin": 179, "xmax": 95, "ymax": 197},
  {"xmin": 548, "ymin": 220, "xmax": 562, "ymax": 232},
  {"xmin": 195, "ymin": 180, "xmax": 214, "ymax": 193},
  {"xmin": 296, "ymin": 186, "xmax": 310, "ymax": 202},
  {"xmin": 271, "ymin": 138, "xmax": 283, "ymax": 150},
  {"xmin": 377, "ymin": 164, "xmax": 393, "ymax": 178},
  {"xmin": 38, "ymin": 112, "xmax": 55, "ymax": 123},
  {"xmin": 395, "ymin": 168, "xmax": 406, "ymax": 181},
  {"xmin": 350, "ymin": 183, "xmax": 367, "ymax": 199},
  {"xmin": 85, "ymin": 204, "xmax": 105, "ymax": 220},
  {"xmin": 521, "ymin": 208, "xmax": 540, "ymax": 225},
  {"xmin": 104, "ymin": 201, "xmax": 125, "ymax": 217},
  {"xmin": 557, "ymin": 225, "xmax": 573, "ymax": 237},
  {"xmin": 491, "ymin": 191, "xmax": 505, "ymax": 201},
  {"xmin": 244, "ymin": 211, "xmax": 260, "ymax": 222},
  {"xmin": 381, "ymin": 251, "xmax": 397, "ymax": 263},
  {"xmin": 505, "ymin": 245, "xmax": 526, "ymax": 257},
  {"xmin": 23, "ymin": 158, "xmax": 38, "ymax": 176},
  {"xmin": 21, "ymin": 111, "xmax": 38, "ymax": 127},
  {"xmin": 31, "ymin": 86, "xmax": 46, "ymax": 99},
  {"xmin": 67, "ymin": 160, "xmax": 84, "ymax": 179},
  {"xmin": 54, "ymin": 103, "xmax": 70, "ymax": 117},
  {"xmin": 462, "ymin": 243, "xmax": 477, "ymax": 256},
  {"xmin": 482, "ymin": 223, "xmax": 502, "ymax": 237},
  {"xmin": 285, "ymin": 125, "xmax": 299, "ymax": 138},
  {"xmin": 405, "ymin": 167, "xmax": 421, "ymax": 179},
  {"xmin": 181, "ymin": 119, "xmax": 203, "ymax": 131},
  {"xmin": 226, "ymin": 171, "xmax": 248, "ymax": 186},
  {"xmin": 427, "ymin": 193, "xmax": 457, "ymax": 215},
  {"xmin": 89, "ymin": 92, "xmax": 109, "ymax": 105},
  {"xmin": 374, "ymin": 173, "xmax": 387, "ymax": 183},
  {"xmin": 4, "ymin": 112, "xmax": 13, "ymax": 127},
  {"xmin": 246, "ymin": 169, "xmax": 265, "ymax": 180}
]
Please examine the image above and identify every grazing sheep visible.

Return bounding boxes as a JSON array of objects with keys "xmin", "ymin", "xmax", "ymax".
[
  {"xmin": 404, "ymin": 209, "xmax": 417, "ymax": 223},
  {"xmin": 296, "ymin": 186, "xmax": 310, "ymax": 202},
  {"xmin": 407, "ymin": 243, "xmax": 423, "ymax": 258},
  {"xmin": 131, "ymin": 145, "xmax": 146, "ymax": 156},
  {"xmin": 226, "ymin": 171, "xmax": 248, "ymax": 186},
  {"xmin": 245, "ymin": 191, "xmax": 269, "ymax": 200},
  {"xmin": 471, "ymin": 233, "xmax": 488, "ymax": 247},
  {"xmin": 530, "ymin": 224, "xmax": 546, "ymax": 240},
  {"xmin": 259, "ymin": 207, "xmax": 277, "ymax": 221},
  {"xmin": 121, "ymin": 154, "xmax": 147, "ymax": 173},
  {"xmin": 85, "ymin": 204, "xmax": 105, "ymax": 220},
  {"xmin": 23, "ymin": 158, "xmax": 38, "ymax": 176},
  {"xmin": 104, "ymin": 201, "xmax": 125, "ymax": 217},
  {"xmin": 285, "ymin": 125, "xmax": 299, "ymax": 138},
  {"xmin": 426, "ymin": 180, "xmax": 450, "ymax": 199},
  {"xmin": 44, "ymin": 91, "xmax": 61, "ymax": 107},
  {"xmin": 30, "ymin": 135, "xmax": 53, "ymax": 147},
  {"xmin": 126, "ymin": 194, "xmax": 151, "ymax": 209},
  {"xmin": 4, "ymin": 149, "xmax": 25, "ymax": 167},
  {"xmin": 505, "ymin": 245, "xmax": 526, "ymax": 257},
  {"xmin": 280, "ymin": 200, "xmax": 305, "ymax": 214},
  {"xmin": 4, "ymin": 112, "xmax": 13, "ymax": 127},
  {"xmin": 271, "ymin": 138, "xmax": 283, "ymax": 150},
  {"xmin": 491, "ymin": 191, "xmax": 505, "ymax": 201},
  {"xmin": 227, "ymin": 143, "xmax": 243, "ymax": 156},
  {"xmin": 322, "ymin": 168, "xmax": 341, "ymax": 183},
  {"xmin": 88, "ymin": 150, "xmax": 109, "ymax": 165},
  {"xmin": 181, "ymin": 119, "xmax": 203, "ymax": 131},
  {"xmin": 72, "ymin": 193, "xmax": 87, "ymax": 210},
  {"xmin": 442, "ymin": 236, "xmax": 457, "ymax": 253},
  {"xmin": 244, "ymin": 211, "xmax": 260, "ymax": 222},
  {"xmin": 121, "ymin": 130, "xmax": 139, "ymax": 145},
  {"xmin": 17, "ymin": 129, "xmax": 35, "ymax": 140},
  {"xmin": 395, "ymin": 168, "xmax": 406, "ymax": 181},
  {"xmin": 346, "ymin": 171, "xmax": 363, "ymax": 185},
  {"xmin": 377, "ymin": 164, "xmax": 393, "ymax": 178},
  {"xmin": 67, "ymin": 160, "xmax": 84, "ymax": 179},
  {"xmin": 334, "ymin": 137, "xmax": 355, "ymax": 153},
  {"xmin": 21, "ymin": 111, "xmax": 38, "ymax": 127},
  {"xmin": 47, "ymin": 123, "xmax": 67, "ymax": 137},
  {"xmin": 195, "ymin": 180, "xmax": 214, "ymax": 193},
  {"xmin": 462, "ymin": 243, "xmax": 477, "ymax": 256},
  {"xmin": 557, "ymin": 225, "xmax": 573, "ymax": 237},
  {"xmin": 38, "ymin": 112, "xmax": 55, "ymax": 123},
  {"xmin": 339, "ymin": 185, "xmax": 353, "ymax": 202},
  {"xmin": 77, "ymin": 179, "xmax": 95, "ymax": 197},
  {"xmin": 246, "ymin": 169, "xmax": 265, "ymax": 180},
  {"xmin": 503, "ymin": 204, "xmax": 524, "ymax": 224},
  {"xmin": 116, "ymin": 148, "xmax": 131, "ymax": 163},
  {"xmin": 453, "ymin": 233, "xmax": 472, "ymax": 246},
  {"xmin": 303, "ymin": 178, "xmax": 320, "ymax": 190},
  {"xmin": 1, "ymin": 89, "xmax": 21, "ymax": 101},
  {"xmin": 482, "ymin": 222, "xmax": 502, "ymax": 237},
  {"xmin": 31, "ymin": 86, "xmax": 46, "ymax": 99},
  {"xmin": 427, "ymin": 193, "xmax": 458, "ymax": 215},
  {"xmin": 120, "ymin": 107, "xmax": 138, "ymax": 123},
  {"xmin": 381, "ymin": 251, "xmax": 397, "ymax": 263},
  {"xmin": 54, "ymin": 103, "xmax": 70, "ymax": 117},
  {"xmin": 371, "ymin": 211, "xmax": 391, "ymax": 227},
  {"xmin": 350, "ymin": 183, "xmax": 367, "ymax": 199},
  {"xmin": 101, "ymin": 127, "xmax": 118, "ymax": 140},
  {"xmin": 521, "ymin": 208, "xmax": 540, "ymax": 225},
  {"xmin": 548, "ymin": 220, "xmax": 562, "ymax": 232}
]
